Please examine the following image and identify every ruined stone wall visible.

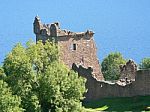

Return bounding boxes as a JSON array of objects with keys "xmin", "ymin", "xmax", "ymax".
[{"xmin": 76, "ymin": 67, "xmax": 150, "ymax": 101}]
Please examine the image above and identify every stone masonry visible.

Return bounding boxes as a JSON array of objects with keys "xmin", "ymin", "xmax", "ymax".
[{"xmin": 33, "ymin": 16, "xmax": 104, "ymax": 80}]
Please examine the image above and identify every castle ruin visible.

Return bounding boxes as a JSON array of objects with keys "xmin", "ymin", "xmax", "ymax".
[{"xmin": 33, "ymin": 17, "xmax": 150, "ymax": 101}]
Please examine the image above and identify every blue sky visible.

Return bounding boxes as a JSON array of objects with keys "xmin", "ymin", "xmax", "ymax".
[{"xmin": 0, "ymin": 0, "xmax": 150, "ymax": 64}]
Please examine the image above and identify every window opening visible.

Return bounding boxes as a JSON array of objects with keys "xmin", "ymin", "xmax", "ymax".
[{"xmin": 73, "ymin": 44, "xmax": 76, "ymax": 50}]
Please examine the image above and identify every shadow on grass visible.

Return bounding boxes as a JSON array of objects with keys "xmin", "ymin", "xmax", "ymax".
[{"xmin": 83, "ymin": 96, "xmax": 150, "ymax": 112}]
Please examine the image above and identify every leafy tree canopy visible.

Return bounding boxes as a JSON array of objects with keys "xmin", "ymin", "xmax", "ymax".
[
  {"xmin": 139, "ymin": 57, "xmax": 150, "ymax": 69},
  {"xmin": 101, "ymin": 52, "xmax": 126, "ymax": 81},
  {"xmin": 2, "ymin": 40, "xmax": 86, "ymax": 112},
  {"xmin": 0, "ymin": 80, "xmax": 23, "ymax": 112}
]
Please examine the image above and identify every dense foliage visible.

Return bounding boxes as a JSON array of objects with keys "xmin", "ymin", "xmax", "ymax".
[
  {"xmin": 2, "ymin": 41, "xmax": 86, "ymax": 112},
  {"xmin": 101, "ymin": 52, "xmax": 126, "ymax": 81},
  {"xmin": 0, "ymin": 80, "xmax": 23, "ymax": 112},
  {"xmin": 139, "ymin": 57, "xmax": 150, "ymax": 69}
]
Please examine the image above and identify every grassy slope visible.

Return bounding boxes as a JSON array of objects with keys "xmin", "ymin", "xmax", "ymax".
[{"xmin": 83, "ymin": 96, "xmax": 150, "ymax": 111}]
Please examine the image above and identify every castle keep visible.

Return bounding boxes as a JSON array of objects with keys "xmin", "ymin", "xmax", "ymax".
[{"xmin": 33, "ymin": 16, "xmax": 104, "ymax": 81}]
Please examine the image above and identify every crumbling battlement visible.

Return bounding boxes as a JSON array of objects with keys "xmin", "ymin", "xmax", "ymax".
[
  {"xmin": 33, "ymin": 16, "xmax": 104, "ymax": 80},
  {"xmin": 33, "ymin": 16, "xmax": 94, "ymax": 42}
]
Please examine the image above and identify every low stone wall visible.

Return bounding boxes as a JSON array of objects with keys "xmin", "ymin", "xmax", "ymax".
[
  {"xmin": 72, "ymin": 65, "xmax": 150, "ymax": 101},
  {"xmin": 85, "ymin": 76, "xmax": 135, "ymax": 100}
]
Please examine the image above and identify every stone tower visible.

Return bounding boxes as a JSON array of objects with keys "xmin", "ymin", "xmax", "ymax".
[{"xmin": 33, "ymin": 16, "xmax": 104, "ymax": 81}]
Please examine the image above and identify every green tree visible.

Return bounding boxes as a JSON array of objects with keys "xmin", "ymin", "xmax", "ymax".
[
  {"xmin": 3, "ymin": 40, "xmax": 86, "ymax": 112},
  {"xmin": 0, "ymin": 80, "xmax": 23, "ymax": 112},
  {"xmin": 38, "ymin": 61, "xmax": 86, "ymax": 112},
  {"xmin": 139, "ymin": 57, "xmax": 150, "ymax": 69},
  {"xmin": 3, "ymin": 43, "xmax": 41, "ymax": 112},
  {"xmin": 101, "ymin": 52, "xmax": 126, "ymax": 81}
]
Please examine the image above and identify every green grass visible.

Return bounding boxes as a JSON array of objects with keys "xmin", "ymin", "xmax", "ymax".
[
  {"xmin": 84, "ymin": 105, "xmax": 108, "ymax": 112},
  {"xmin": 83, "ymin": 96, "xmax": 150, "ymax": 112}
]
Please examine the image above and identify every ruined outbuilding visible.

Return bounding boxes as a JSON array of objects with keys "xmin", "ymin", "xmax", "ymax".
[
  {"xmin": 119, "ymin": 59, "xmax": 137, "ymax": 81},
  {"xmin": 116, "ymin": 59, "xmax": 137, "ymax": 86},
  {"xmin": 33, "ymin": 16, "xmax": 104, "ymax": 81}
]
